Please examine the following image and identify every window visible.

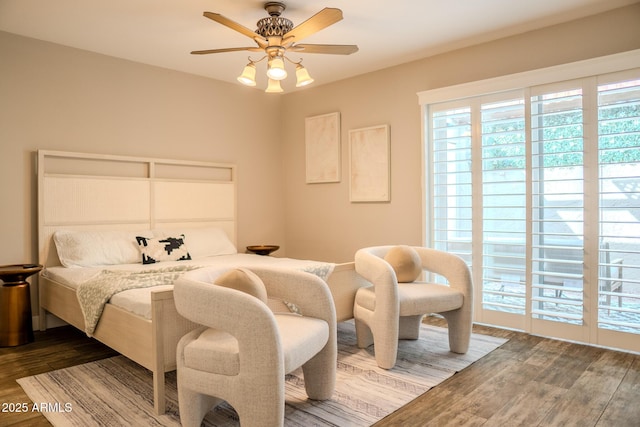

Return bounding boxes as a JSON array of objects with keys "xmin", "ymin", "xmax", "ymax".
[{"xmin": 422, "ymin": 58, "xmax": 640, "ymax": 352}]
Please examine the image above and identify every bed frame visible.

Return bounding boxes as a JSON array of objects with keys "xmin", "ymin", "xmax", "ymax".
[{"xmin": 36, "ymin": 150, "xmax": 365, "ymax": 415}]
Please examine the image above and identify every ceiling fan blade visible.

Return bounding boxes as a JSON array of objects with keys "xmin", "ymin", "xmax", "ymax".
[
  {"xmin": 203, "ymin": 12, "xmax": 267, "ymax": 46},
  {"xmin": 290, "ymin": 44, "xmax": 359, "ymax": 55},
  {"xmin": 283, "ymin": 8, "xmax": 343, "ymax": 42},
  {"xmin": 191, "ymin": 47, "xmax": 262, "ymax": 55}
]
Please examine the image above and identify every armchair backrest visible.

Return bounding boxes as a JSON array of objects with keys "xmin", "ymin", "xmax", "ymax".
[
  {"xmin": 174, "ymin": 270, "xmax": 278, "ymax": 339},
  {"xmin": 355, "ymin": 245, "xmax": 473, "ymax": 296},
  {"xmin": 174, "ymin": 266, "xmax": 337, "ymax": 340}
]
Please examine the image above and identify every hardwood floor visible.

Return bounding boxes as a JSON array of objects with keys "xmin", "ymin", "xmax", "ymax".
[
  {"xmin": 1, "ymin": 320, "xmax": 638, "ymax": 426},
  {"xmin": 0, "ymin": 326, "xmax": 118, "ymax": 426},
  {"xmin": 375, "ymin": 318, "xmax": 640, "ymax": 427}
]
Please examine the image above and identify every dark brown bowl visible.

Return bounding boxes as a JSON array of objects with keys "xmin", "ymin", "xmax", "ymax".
[{"xmin": 246, "ymin": 245, "xmax": 280, "ymax": 256}]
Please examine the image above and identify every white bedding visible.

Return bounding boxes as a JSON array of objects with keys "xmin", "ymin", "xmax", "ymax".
[{"xmin": 42, "ymin": 254, "xmax": 335, "ymax": 321}]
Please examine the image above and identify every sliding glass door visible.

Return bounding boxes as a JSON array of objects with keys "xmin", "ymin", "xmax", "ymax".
[
  {"xmin": 427, "ymin": 70, "xmax": 640, "ymax": 352},
  {"xmin": 596, "ymin": 71, "xmax": 640, "ymax": 348}
]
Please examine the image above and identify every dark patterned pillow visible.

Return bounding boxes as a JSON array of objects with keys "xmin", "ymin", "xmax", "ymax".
[{"xmin": 136, "ymin": 235, "xmax": 192, "ymax": 265}]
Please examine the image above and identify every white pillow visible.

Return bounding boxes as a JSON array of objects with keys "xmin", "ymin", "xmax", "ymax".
[
  {"xmin": 153, "ymin": 227, "xmax": 237, "ymax": 258},
  {"xmin": 53, "ymin": 230, "xmax": 153, "ymax": 268}
]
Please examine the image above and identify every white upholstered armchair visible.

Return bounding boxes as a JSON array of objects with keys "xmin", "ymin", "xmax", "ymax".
[
  {"xmin": 354, "ymin": 245, "xmax": 473, "ymax": 369},
  {"xmin": 173, "ymin": 266, "xmax": 337, "ymax": 427}
]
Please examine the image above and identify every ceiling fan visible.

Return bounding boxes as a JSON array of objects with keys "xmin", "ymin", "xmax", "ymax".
[{"xmin": 191, "ymin": 2, "xmax": 359, "ymax": 92}]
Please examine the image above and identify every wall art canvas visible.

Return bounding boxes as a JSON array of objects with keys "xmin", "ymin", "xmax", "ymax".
[
  {"xmin": 305, "ymin": 112, "xmax": 341, "ymax": 183},
  {"xmin": 349, "ymin": 124, "xmax": 390, "ymax": 202}
]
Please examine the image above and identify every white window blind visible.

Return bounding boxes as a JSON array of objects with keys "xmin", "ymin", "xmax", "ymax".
[
  {"xmin": 530, "ymin": 85, "xmax": 585, "ymax": 324},
  {"xmin": 481, "ymin": 97, "xmax": 526, "ymax": 315},
  {"xmin": 431, "ymin": 106, "xmax": 472, "ymax": 265}
]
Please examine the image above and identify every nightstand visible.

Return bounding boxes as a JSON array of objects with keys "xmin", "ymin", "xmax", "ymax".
[{"xmin": 0, "ymin": 264, "xmax": 42, "ymax": 346}]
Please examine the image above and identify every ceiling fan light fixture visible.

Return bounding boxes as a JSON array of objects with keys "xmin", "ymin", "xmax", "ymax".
[
  {"xmin": 237, "ymin": 62, "xmax": 257, "ymax": 86},
  {"xmin": 295, "ymin": 63, "xmax": 314, "ymax": 87},
  {"xmin": 265, "ymin": 78, "xmax": 284, "ymax": 93},
  {"xmin": 266, "ymin": 56, "xmax": 287, "ymax": 80},
  {"xmin": 193, "ymin": 3, "xmax": 358, "ymax": 92}
]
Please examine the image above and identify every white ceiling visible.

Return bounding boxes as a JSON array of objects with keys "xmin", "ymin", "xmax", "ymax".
[{"xmin": 1, "ymin": 0, "xmax": 637, "ymax": 91}]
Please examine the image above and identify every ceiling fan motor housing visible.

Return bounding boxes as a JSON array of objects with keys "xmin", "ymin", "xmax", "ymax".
[
  {"xmin": 256, "ymin": 16, "xmax": 293, "ymax": 37},
  {"xmin": 257, "ymin": 2, "xmax": 293, "ymax": 38}
]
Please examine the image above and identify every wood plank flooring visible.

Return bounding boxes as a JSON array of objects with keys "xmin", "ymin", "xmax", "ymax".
[
  {"xmin": 1, "ymin": 319, "xmax": 638, "ymax": 426},
  {"xmin": 0, "ymin": 326, "xmax": 117, "ymax": 426},
  {"xmin": 374, "ymin": 318, "xmax": 640, "ymax": 427}
]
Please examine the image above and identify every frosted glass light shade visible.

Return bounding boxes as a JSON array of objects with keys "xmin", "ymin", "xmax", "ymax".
[
  {"xmin": 265, "ymin": 79, "xmax": 283, "ymax": 93},
  {"xmin": 295, "ymin": 64, "xmax": 314, "ymax": 87},
  {"xmin": 266, "ymin": 57, "xmax": 287, "ymax": 80},
  {"xmin": 237, "ymin": 63, "xmax": 257, "ymax": 86}
]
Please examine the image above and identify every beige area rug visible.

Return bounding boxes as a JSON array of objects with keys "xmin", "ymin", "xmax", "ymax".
[{"xmin": 18, "ymin": 322, "xmax": 507, "ymax": 427}]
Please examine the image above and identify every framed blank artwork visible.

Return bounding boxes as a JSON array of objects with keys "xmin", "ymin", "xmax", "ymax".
[
  {"xmin": 305, "ymin": 112, "xmax": 341, "ymax": 183},
  {"xmin": 349, "ymin": 124, "xmax": 390, "ymax": 202}
]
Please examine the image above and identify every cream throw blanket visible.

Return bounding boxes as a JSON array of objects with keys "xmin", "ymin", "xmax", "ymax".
[
  {"xmin": 77, "ymin": 265, "xmax": 199, "ymax": 336},
  {"xmin": 77, "ymin": 262, "xmax": 335, "ymax": 336}
]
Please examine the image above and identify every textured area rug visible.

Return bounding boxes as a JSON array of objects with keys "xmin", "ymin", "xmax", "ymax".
[{"xmin": 18, "ymin": 322, "xmax": 506, "ymax": 426}]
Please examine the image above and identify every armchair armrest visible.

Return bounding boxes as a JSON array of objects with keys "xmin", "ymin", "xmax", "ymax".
[
  {"xmin": 414, "ymin": 247, "xmax": 473, "ymax": 297},
  {"xmin": 354, "ymin": 248, "xmax": 401, "ymax": 319}
]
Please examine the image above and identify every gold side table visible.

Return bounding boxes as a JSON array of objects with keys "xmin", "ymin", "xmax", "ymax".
[{"xmin": 0, "ymin": 264, "xmax": 42, "ymax": 346}]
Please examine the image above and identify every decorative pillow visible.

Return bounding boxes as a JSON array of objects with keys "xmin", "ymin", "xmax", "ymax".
[
  {"xmin": 384, "ymin": 245, "xmax": 422, "ymax": 283},
  {"xmin": 283, "ymin": 300, "xmax": 302, "ymax": 315},
  {"xmin": 152, "ymin": 227, "xmax": 237, "ymax": 258},
  {"xmin": 53, "ymin": 230, "xmax": 153, "ymax": 268},
  {"xmin": 214, "ymin": 268, "xmax": 268, "ymax": 304},
  {"xmin": 267, "ymin": 298, "xmax": 302, "ymax": 315},
  {"xmin": 136, "ymin": 235, "xmax": 191, "ymax": 264}
]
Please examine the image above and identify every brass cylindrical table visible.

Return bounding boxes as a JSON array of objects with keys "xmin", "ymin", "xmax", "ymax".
[{"xmin": 0, "ymin": 264, "xmax": 42, "ymax": 346}]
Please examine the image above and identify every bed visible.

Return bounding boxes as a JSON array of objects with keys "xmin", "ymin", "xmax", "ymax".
[{"xmin": 36, "ymin": 150, "xmax": 366, "ymax": 414}]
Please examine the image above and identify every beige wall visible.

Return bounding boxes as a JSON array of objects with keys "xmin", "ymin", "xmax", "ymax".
[
  {"xmin": 280, "ymin": 4, "xmax": 640, "ymax": 263},
  {"xmin": 0, "ymin": 31, "xmax": 286, "ymax": 270}
]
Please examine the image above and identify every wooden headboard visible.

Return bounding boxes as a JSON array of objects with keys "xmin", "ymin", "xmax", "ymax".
[{"xmin": 37, "ymin": 150, "xmax": 237, "ymax": 267}]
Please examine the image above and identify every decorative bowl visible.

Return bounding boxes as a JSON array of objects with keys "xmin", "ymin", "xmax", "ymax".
[{"xmin": 246, "ymin": 245, "xmax": 280, "ymax": 256}]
